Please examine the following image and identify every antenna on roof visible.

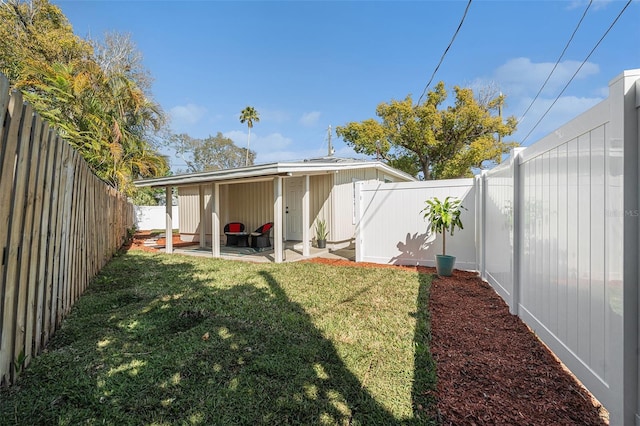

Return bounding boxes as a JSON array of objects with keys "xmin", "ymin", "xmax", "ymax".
[{"xmin": 327, "ymin": 125, "xmax": 335, "ymax": 156}]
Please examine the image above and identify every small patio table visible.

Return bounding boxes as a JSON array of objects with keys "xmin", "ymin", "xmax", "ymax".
[{"xmin": 226, "ymin": 232, "xmax": 250, "ymax": 247}]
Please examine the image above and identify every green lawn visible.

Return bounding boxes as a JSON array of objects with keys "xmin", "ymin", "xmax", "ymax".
[{"xmin": 0, "ymin": 251, "xmax": 436, "ymax": 425}]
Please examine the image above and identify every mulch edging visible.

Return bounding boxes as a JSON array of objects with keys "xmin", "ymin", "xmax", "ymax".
[{"xmin": 430, "ymin": 270, "xmax": 607, "ymax": 425}]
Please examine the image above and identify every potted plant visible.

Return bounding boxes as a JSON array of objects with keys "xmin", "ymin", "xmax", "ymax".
[
  {"xmin": 315, "ymin": 218, "xmax": 328, "ymax": 249},
  {"xmin": 421, "ymin": 196, "xmax": 465, "ymax": 276}
]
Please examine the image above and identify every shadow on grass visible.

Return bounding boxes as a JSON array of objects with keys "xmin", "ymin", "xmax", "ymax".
[
  {"xmin": 411, "ymin": 272, "xmax": 438, "ymax": 422},
  {"xmin": 0, "ymin": 252, "xmax": 438, "ymax": 424}
]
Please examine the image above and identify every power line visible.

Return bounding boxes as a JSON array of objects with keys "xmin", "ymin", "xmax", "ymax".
[
  {"xmin": 417, "ymin": 0, "xmax": 472, "ymax": 104},
  {"xmin": 521, "ymin": 0, "xmax": 633, "ymax": 144},
  {"xmin": 517, "ymin": 0, "xmax": 592, "ymax": 125}
]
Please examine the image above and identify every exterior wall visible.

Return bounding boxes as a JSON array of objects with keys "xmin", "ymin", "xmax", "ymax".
[
  {"xmin": 308, "ymin": 174, "xmax": 333, "ymax": 242},
  {"xmin": 356, "ymin": 179, "xmax": 477, "ymax": 269},
  {"xmin": 226, "ymin": 180, "xmax": 274, "ymax": 233},
  {"xmin": 177, "ymin": 185, "xmax": 211, "ymax": 242}
]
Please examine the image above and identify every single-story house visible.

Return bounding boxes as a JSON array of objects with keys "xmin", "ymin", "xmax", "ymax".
[{"xmin": 134, "ymin": 156, "xmax": 415, "ymax": 262}]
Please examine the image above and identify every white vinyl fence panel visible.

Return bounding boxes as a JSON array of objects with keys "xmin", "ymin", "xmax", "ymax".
[
  {"xmin": 135, "ymin": 205, "xmax": 179, "ymax": 230},
  {"xmin": 481, "ymin": 69, "xmax": 639, "ymax": 425},
  {"xmin": 480, "ymin": 153, "xmax": 519, "ymax": 306},
  {"xmin": 355, "ymin": 180, "xmax": 477, "ymax": 269}
]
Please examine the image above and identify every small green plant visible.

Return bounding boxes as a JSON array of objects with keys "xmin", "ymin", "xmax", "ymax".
[
  {"xmin": 315, "ymin": 218, "xmax": 328, "ymax": 241},
  {"xmin": 13, "ymin": 351, "xmax": 26, "ymax": 374},
  {"xmin": 421, "ymin": 196, "xmax": 465, "ymax": 255}
]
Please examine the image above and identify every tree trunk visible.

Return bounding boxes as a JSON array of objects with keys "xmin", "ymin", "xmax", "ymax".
[
  {"xmin": 245, "ymin": 127, "xmax": 251, "ymax": 166},
  {"xmin": 442, "ymin": 231, "xmax": 446, "ymax": 256},
  {"xmin": 421, "ymin": 157, "xmax": 431, "ymax": 180}
]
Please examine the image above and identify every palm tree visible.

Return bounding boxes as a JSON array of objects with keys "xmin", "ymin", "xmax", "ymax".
[{"xmin": 239, "ymin": 106, "xmax": 259, "ymax": 166}]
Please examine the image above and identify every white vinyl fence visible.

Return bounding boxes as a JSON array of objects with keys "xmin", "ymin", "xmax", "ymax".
[
  {"xmin": 355, "ymin": 179, "xmax": 477, "ymax": 269},
  {"xmin": 134, "ymin": 205, "xmax": 179, "ymax": 230},
  {"xmin": 355, "ymin": 69, "xmax": 640, "ymax": 425}
]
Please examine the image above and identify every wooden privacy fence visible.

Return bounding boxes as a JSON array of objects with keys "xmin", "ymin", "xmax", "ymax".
[{"xmin": 0, "ymin": 74, "xmax": 134, "ymax": 385}]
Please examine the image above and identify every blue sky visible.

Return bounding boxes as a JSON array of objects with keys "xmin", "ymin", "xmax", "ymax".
[{"xmin": 54, "ymin": 0, "xmax": 639, "ymax": 172}]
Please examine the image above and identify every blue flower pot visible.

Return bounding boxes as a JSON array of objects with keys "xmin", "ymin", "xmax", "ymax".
[{"xmin": 435, "ymin": 255, "xmax": 456, "ymax": 276}]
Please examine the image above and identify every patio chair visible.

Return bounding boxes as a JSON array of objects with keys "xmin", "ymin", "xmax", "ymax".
[
  {"xmin": 224, "ymin": 222, "xmax": 245, "ymax": 246},
  {"xmin": 250, "ymin": 222, "xmax": 274, "ymax": 249}
]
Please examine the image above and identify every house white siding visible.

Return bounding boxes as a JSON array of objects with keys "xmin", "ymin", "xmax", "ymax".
[
  {"xmin": 174, "ymin": 163, "xmax": 414, "ymax": 248},
  {"xmin": 226, "ymin": 181, "xmax": 274, "ymax": 232},
  {"xmin": 308, "ymin": 174, "xmax": 333, "ymax": 241},
  {"xmin": 178, "ymin": 185, "xmax": 208, "ymax": 242},
  {"xmin": 178, "ymin": 181, "xmax": 274, "ymax": 243}
]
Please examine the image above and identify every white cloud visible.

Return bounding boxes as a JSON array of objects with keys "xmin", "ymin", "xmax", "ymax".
[
  {"xmin": 299, "ymin": 111, "xmax": 321, "ymax": 127},
  {"xmin": 476, "ymin": 57, "xmax": 606, "ymax": 144},
  {"xmin": 494, "ymin": 57, "xmax": 600, "ymax": 97},
  {"xmin": 514, "ymin": 95, "xmax": 602, "ymax": 143},
  {"xmin": 169, "ymin": 103, "xmax": 208, "ymax": 125}
]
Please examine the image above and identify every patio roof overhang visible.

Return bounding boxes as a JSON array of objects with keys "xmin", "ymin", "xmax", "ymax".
[{"xmin": 133, "ymin": 158, "xmax": 416, "ymax": 188}]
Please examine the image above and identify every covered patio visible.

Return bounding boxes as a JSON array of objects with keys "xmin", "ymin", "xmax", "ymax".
[{"xmin": 134, "ymin": 158, "xmax": 413, "ymax": 263}]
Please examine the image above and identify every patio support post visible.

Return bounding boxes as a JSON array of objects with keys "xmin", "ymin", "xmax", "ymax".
[
  {"xmin": 198, "ymin": 185, "xmax": 206, "ymax": 248},
  {"xmin": 165, "ymin": 185, "xmax": 173, "ymax": 254},
  {"xmin": 274, "ymin": 176, "xmax": 283, "ymax": 263},
  {"xmin": 302, "ymin": 175, "xmax": 310, "ymax": 257},
  {"xmin": 211, "ymin": 182, "xmax": 220, "ymax": 257}
]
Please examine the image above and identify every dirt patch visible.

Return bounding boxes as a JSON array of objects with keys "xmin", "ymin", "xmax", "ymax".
[{"xmin": 127, "ymin": 235, "xmax": 607, "ymax": 424}]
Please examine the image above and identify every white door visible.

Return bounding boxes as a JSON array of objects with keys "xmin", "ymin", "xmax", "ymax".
[{"xmin": 285, "ymin": 177, "xmax": 303, "ymax": 240}]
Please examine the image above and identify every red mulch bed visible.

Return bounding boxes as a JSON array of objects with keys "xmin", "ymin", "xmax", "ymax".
[{"xmin": 126, "ymin": 236, "xmax": 608, "ymax": 424}]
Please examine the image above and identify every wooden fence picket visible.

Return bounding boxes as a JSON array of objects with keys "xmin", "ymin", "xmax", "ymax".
[{"xmin": 0, "ymin": 74, "xmax": 134, "ymax": 385}]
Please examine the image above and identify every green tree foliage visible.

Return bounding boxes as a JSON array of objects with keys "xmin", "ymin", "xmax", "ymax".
[
  {"xmin": 0, "ymin": 0, "xmax": 168, "ymax": 195},
  {"xmin": 170, "ymin": 132, "xmax": 255, "ymax": 173},
  {"xmin": 239, "ymin": 106, "xmax": 259, "ymax": 166},
  {"xmin": 0, "ymin": 0, "xmax": 92, "ymax": 83},
  {"xmin": 336, "ymin": 82, "xmax": 518, "ymax": 179}
]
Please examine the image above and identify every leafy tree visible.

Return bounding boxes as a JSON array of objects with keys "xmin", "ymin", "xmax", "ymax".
[
  {"xmin": 239, "ymin": 106, "xmax": 259, "ymax": 166},
  {"xmin": 336, "ymin": 82, "xmax": 518, "ymax": 179},
  {"xmin": 131, "ymin": 187, "xmax": 163, "ymax": 206},
  {"xmin": 170, "ymin": 132, "xmax": 254, "ymax": 173},
  {"xmin": 0, "ymin": 0, "xmax": 92, "ymax": 85},
  {"xmin": 0, "ymin": 0, "xmax": 168, "ymax": 195},
  {"xmin": 18, "ymin": 60, "xmax": 167, "ymax": 194}
]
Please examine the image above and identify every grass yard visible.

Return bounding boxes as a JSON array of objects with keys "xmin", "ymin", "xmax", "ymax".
[{"xmin": 0, "ymin": 251, "xmax": 435, "ymax": 425}]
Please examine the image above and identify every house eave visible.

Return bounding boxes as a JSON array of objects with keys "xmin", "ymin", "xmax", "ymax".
[{"xmin": 134, "ymin": 159, "xmax": 416, "ymax": 188}]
